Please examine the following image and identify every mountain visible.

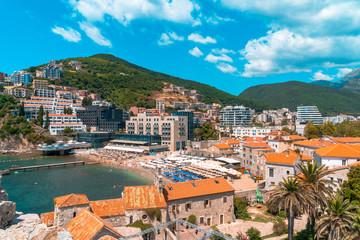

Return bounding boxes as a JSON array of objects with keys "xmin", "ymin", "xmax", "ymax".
[
  {"xmin": 239, "ymin": 81, "xmax": 360, "ymax": 115},
  {"xmin": 312, "ymin": 68, "xmax": 360, "ymax": 92},
  {"xmin": 28, "ymin": 54, "xmax": 270, "ymax": 111}
]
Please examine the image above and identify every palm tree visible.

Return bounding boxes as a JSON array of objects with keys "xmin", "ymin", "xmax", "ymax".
[
  {"xmin": 344, "ymin": 214, "xmax": 360, "ymax": 240},
  {"xmin": 267, "ymin": 177, "xmax": 313, "ymax": 240},
  {"xmin": 297, "ymin": 161, "xmax": 333, "ymax": 218},
  {"xmin": 315, "ymin": 194, "xmax": 356, "ymax": 240}
]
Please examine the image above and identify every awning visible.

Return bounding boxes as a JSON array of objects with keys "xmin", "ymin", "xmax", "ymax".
[
  {"xmin": 215, "ymin": 157, "xmax": 240, "ymax": 164},
  {"xmin": 104, "ymin": 145, "xmax": 145, "ymax": 153}
]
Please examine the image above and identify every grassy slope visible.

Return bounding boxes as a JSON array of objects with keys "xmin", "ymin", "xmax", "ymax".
[
  {"xmin": 239, "ymin": 81, "xmax": 360, "ymax": 115},
  {"xmin": 43, "ymin": 54, "xmax": 270, "ymax": 111}
]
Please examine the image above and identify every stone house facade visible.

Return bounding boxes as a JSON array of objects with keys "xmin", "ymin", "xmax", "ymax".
[{"xmin": 208, "ymin": 143, "xmax": 233, "ymax": 156}]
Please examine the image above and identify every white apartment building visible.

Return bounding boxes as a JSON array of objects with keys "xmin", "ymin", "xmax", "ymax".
[
  {"xmin": 297, "ymin": 106, "xmax": 323, "ymax": 125},
  {"xmin": 220, "ymin": 106, "xmax": 255, "ymax": 127},
  {"xmin": 156, "ymin": 99, "xmax": 165, "ymax": 114},
  {"xmin": 230, "ymin": 126, "xmax": 278, "ymax": 138},
  {"xmin": 43, "ymin": 114, "xmax": 81, "ymax": 124},
  {"xmin": 49, "ymin": 123, "xmax": 85, "ymax": 135},
  {"xmin": 35, "ymin": 89, "xmax": 56, "ymax": 98},
  {"xmin": 324, "ymin": 115, "xmax": 356, "ymax": 124},
  {"xmin": 126, "ymin": 112, "xmax": 188, "ymax": 151}
]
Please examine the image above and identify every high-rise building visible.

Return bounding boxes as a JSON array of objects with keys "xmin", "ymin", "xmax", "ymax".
[
  {"xmin": 10, "ymin": 71, "xmax": 33, "ymax": 85},
  {"xmin": 172, "ymin": 111, "xmax": 194, "ymax": 141},
  {"xmin": 156, "ymin": 99, "xmax": 165, "ymax": 114},
  {"xmin": 126, "ymin": 112, "xmax": 188, "ymax": 151},
  {"xmin": 297, "ymin": 106, "xmax": 323, "ymax": 125},
  {"xmin": 76, "ymin": 105, "xmax": 127, "ymax": 132},
  {"xmin": 219, "ymin": 106, "xmax": 254, "ymax": 127}
]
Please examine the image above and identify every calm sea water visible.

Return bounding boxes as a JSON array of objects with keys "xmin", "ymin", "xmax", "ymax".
[{"xmin": 0, "ymin": 154, "xmax": 151, "ymax": 214}]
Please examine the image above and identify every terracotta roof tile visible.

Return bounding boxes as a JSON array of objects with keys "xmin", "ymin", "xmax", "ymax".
[
  {"xmin": 268, "ymin": 130, "xmax": 290, "ymax": 136},
  {"xmin": 221, "ymin": 139, "xmax": 240, "ymax": 144},
  {"xmin": 264, "ymin": 153, "xmax": 298, "ymax": 165},
  {"xmin": 66, "ymin": 209, "xmax": 122, "ymax": 240},
  {"xmin": 40, "ymin": 212, "xmax": 54, "ymax": 227},
  {"xmin": 99, "ymin": 236, "xmax": 117, "ymax": 240},
  {"xmin": 315, "ymin": 144, "xmax": 360, "ymax": 158},
  {"xmin": 90, "ymin": 198, "xmax": 125, "ymax": 217},
  {"xmin": 330, "ymin": 137, "xmax": 360, "ymax": 144},
  {"xmin": 294, "ymin": 140, "xmax": 334, "ymax": 149},
  {"xmin": 124, "ymin": 185, "xmax": 167, "ymax": 210},
  {"xmin": 164, "ymin": 177, "xmax": 235, "ymax": 201},
  {"xmin": 289, "ymin": 135, "xmax": 306, "ymax": 141},
  {"xmin": 213, "ymin": 143, "xmax": 232, "ymax": 149},
  {"xmin": 242, "ymin": 137, "xmax": 264, "ymax": 142},
  {"xmin": 243, "ymin": 142, "xmax": 270, "ymax": 148},
  {"xmin": 54, "ymin": 194, "xmax": 89, "ymax": 208}
]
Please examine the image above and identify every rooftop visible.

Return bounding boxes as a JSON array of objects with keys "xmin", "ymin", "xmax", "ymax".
[
  {"xmin": 164, "ymin": 177, "xmax": 235, "ymax": 201},
  {"xmin": 124, "ymin": 185, "xmax": 167, "ymax": 210},
  {"xmin": 294, "ymin": 140, "xmax": 334, "ymax": 148},
  {"xmin": 54, "ymin": 194, "xmax": 89, "ymax": 208},
  {"xmin": 90, "ymin": 198, "xmax": 125, "ymax": 217},
  {"xmin": 315, "ymin": 144, "xmax": 360, "ymax": 158},
  {"xmin": 221, "ymin": 139, "xmax": 240, "ymax": 145},
  {"xmin": 243, "ymin": 142, "xmax": 271, "ymax": 148},
  {"xmin": 213, "ymin": 143, "xmax": 232, "ymax": 149},
  {"xmin": 330, "ymin": 137, "xmax": 360, "ymax": 144},
  {"xmin": 264, "ymin": 152, "xmax": 298, "ymax": 165},
  {"xmin": 40, "ymin": 212, "xmax": 54, "ymax": 227}
]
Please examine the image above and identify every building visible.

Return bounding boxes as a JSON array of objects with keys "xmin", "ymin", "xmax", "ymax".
[
  {"xmin": 77, "ymin": 132, "xmax": 115, "ymax": 148},
  {"xmin": 108, "ymin": 134, "xmax": 168, "ymax": 152},
  {"xmin": 0, "ymin": 72, "xmax": 7, "ymax": 83},
  {"xmin": 264, "ymin": 152, "xmax": 302, "ymax": 189},
  {"xmin": 5, "ymin": 87, "xmax": 33, "ymax": 98},
  {"xmin": 241, "ymin": 142, "xmax": 275, "ymax": 177},
  {"xmin": 35, "ymin": 89, "xmax": 56, "ymax": 98},
  {"xmin": 172, "ymin": 111, "xmax": 194, "ymax": 141},
  {"xmin": 219, "ymin": 106, "xmax": 254, "ymax": 127},
  {"xmin": 164, "ymin": 177, "xmax": 235, "ymax": 226},
  {"xmin": 156, "ymin": 99, "xmax": 165, "ymax": 114},
  {"xmin": 208, "ymin": 143, "xmax": 233, "ymax": 156},
  {"xmin": 9, "ymin": 71, "xmax": 33, "ymax": 85},
  {"xmin": 33, "ymin": 79, "xmax": 48, "ymax": 90},
  {"xmin": 49, "ymin": 123, "xmax": 86, "ymax": 135},
  {"xmin": 314, "ymin": 144, "xmax": 360, "ymax": 168},
  {"xmin": 89, "ymin": 93, "xmax": 101, "ymax": 101},
  {"xmin": 129, "ymin": 106, "xmax": 146, "ymax": 116},
  {"xmin": 126, "ymin": 112, "xmax": 188, "ymax": 151},
  {"xmin": 57, "ymin": 91, "xmax": 73, "ymax": 99},
  {"xmin": 294, "ymin": 140, "xmax": 334, "ymax": 157},
  {"xmin": 43, "ymin": 114, "xmax": 81, "ymax": 124},
  {"xmin": 230, "ymin": 126, "xmax": 277, "ymax": 138},
  {"xmin": 263, "ymin": 130, "xmax": 292, "ymax": 153},
  {"xmin": 297, "ymin": 106, "xmax": 323, "ymax": 125},
  {"xmin": 77, "ymin": 106, "xmax": 127, "ymax": 133}
]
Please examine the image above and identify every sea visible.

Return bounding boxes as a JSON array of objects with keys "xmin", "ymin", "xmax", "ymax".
[{"xmin": 0, "ymin": 154, "xmax": 151, "ymax": 214}]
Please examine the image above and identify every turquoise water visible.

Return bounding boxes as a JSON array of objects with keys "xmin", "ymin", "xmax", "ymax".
[{"xmin": 0, "ymin": 154, "xmax": 151, "ymax": 214}]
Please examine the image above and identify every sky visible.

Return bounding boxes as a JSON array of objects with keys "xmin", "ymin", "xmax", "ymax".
[{"xmin": 1, "ymin": 0, "xmax": 360, "ymax": 95}]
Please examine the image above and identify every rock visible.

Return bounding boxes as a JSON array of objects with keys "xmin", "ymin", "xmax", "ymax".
[
  {"xmin": 11, "ymin": 214, "xmax": 40, "ymax": 226},
  {"xmin": 0, "ymin": 201, "xmax": 16, "ymax": 228},
  {"xmin": 57, "ymin": 230, "xmax": 73, "ymax": 240},
  {"xmin": 29, "ymin": 224, "xmax": 47, "ymax": 239}
]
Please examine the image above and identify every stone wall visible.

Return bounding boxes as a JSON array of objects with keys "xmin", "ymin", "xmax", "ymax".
[{"xmin": 54, "ymin": 204, "xmax": 90, "ymax": 228}]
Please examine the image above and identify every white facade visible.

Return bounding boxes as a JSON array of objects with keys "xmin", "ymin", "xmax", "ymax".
[
  {"xmin": 35, "ymin": 89, "xmax": 56, "ymax": 98},
  {"xmin": 220, "ymin": 106, "xmax": 254, "ymax": 127},
  {"xmin": 297, "ymin": 106, "xmax": 323, "ymax": 125},
  {"xmin": 43, "ymin": 114, "xmax": 81, "ymax": 124},
  {"xmin": 49, "ymin": 123, "xmax": 85, "ymax": 135},
  {"xmin": 314, "ymin": 154, "xmax": 359, "ymax": 169},
  {"xmin": 230, "ymin": 126, "xmax": 277, "ymax": 138}
]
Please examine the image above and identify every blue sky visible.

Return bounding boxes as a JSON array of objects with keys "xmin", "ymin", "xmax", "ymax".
[{"xmin": 1, "ymin": 0, "xmax": 360, "ymax": 95}]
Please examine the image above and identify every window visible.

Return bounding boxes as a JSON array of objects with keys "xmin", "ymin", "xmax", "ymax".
[
  {"xmin": 73, "ymin": 212, "xmax": 77, "ymax": 218},
  {"xmin": 185, "ymin": 203, "xmax": 192, "ymax": 211},
  {"xmin": 129, "ymin": 216, "xmax": 133, "ymax": 224},
  {"xmin": 338, "ymin": 178, "xmax": 343, "ymax": 183},
  {"xmin": 342, "ymin": 160, "xmax": 346, "ymax": 166},
  {"xmin": 219, "ymin": 214, "xmax": 224, "ymax": 224},
  {"xmin": 271, "ymin": 182, "xmax": 275, "ymax": 185},
  {"xmin": 172, "ymin": 205, "xmax": 176, "ymax": 212},
  {"xmin": 269, "ymin": 168, "xmax": 274, "ymax": 177},
  {"xmin": 204, "ymin": 200, "xmax": 211, "ymax": 208},
  {"xmin": 286, "ymin": 171, "xmax": 290, "ymax": 175},
  {"xmin": 223, "ymin": 197, "xmax": 227, "ymax": 203},
  {"xmin": 199, "ymin": 217, "xmax": 205, "ymax": 224}
]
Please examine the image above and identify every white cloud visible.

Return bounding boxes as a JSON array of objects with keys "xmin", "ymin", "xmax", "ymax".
[
  {"xmin": 206, "ymin": 15, "xmax": 234, "ymax": 25},
  {"xmin": 158, "ymin": 32, "xmax": 184, "ymax": 45},
  {"xmin": 312, "ymin": 70, "xmax": 334, "ymax": 81},
  {"xmin": 188, "ymin": 33, "xmax": 216, "ymax": 44},
  {"xmin": 205, "ymin": 53, "xmax": 233, "ymax": 63},
  {"xmin": 335, "ymin": 68, "xmax": 353, "ymax": 78},
  {"xmin": 189, "ymin": 47, "xmax": 203, "ymax": 57},
  {"xmin": 79, "ymin": 22, "xmax": 112, "ymax": 47},
  {"xmin": 212, "ymin": 48, "xmax": 235, "ymax": 54},
  {"xmin": 216, "ymin": 63, "xmax": 238, "ymax": 73},
  {"xmin": 240, "ymin": 29, "xmax": 360, "ymax": 77},
  {"xmin": 70, "ymin": 0, "xmax": 197, "ymax": 25},
  {"xmin": 51, "ymin": 26, "xmax": 81, "ymax": 42}
]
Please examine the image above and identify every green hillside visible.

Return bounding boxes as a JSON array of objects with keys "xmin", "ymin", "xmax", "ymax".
[
  {"xmin": 28, "ymin": 54, "xmax": 270, "ymax": 111},
  {"xmin": 239, "ymin": 81, "xmax": 360, "ymax": 115}
]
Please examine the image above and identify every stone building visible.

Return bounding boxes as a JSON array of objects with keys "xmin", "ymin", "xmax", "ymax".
[
  {"xmin": 53, "ymin": 194, "xmax": 90, "ymax": 227},
  {"xmin": 164, "ymin": 177, "xmax": 235, "ymax": 226},
  {"xmin": 208, "ymin": 143, "xmax": 233, "ymax": 156},
  {"xmin": 264, "ymin": 152, "xmax": 301, "ymax": 190},
  {"xmin": 263, "ymin": 131, "xmax": 292, "ymax": 153},
  {"xmin": 293, "ymin": 140, "xmax": 333, "ymax": 157},
  {"xmin": 90, "ymin": 198, "xmax": 127, "ymax": 227}
]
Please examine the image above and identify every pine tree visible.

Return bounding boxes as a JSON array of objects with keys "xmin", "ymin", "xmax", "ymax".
[
  {"xmin": 19, "ymin": 102, "xmax": 25, "ymax": 117},
  {"xmin": 63, "ymin": 106, "xmax": 66, "ymax": 114},
  {"xmin": 38, "ymin": 105, "xmax": 44, "ymax": 127},
  {"xmin": 45, "ymin": 110, "xmax": 50, "ymax": 129}
]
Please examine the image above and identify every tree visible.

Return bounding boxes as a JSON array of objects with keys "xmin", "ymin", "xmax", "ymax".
[
  {"xmin": 267, "ymin": 177, "xmax": 313, "ymax": 240},
  {"xmin": 304, "ymin": 121, "xmax": 321, "ymax": 139},
  {"xmin": 19, "ymin": 102, "xmax": 25, "ymax": 117},
  {"xmin": 342, "ymin": 165, "xmax": 360, "ymax": 205},
  {"xmin": 321, "ymin": 122, "xmax": 337, "ymax": 136},
  {"xmin": 68, "ymin": 108, "xmax": 73, "ymax": 115},
  {"xmin": 63, "ymin": 127, "xmax": 73, "ymax": 134},
  {"xmin": 315, "ymin": 194, "xmax": 356, "ymax": 240},
  {"xmin": 44, "ymin": 110, "xmax": 50, "ymax": 129},
  {"xmin": 82, "ymin": 97, "xmax": 93, "ymax": 107},
  {"xmin": 63, "ymin": 106, "xmax": 67, "ymax": 114},
  {"xmin": 246, "ymin": 227, "xmax": 261, "ymax": 240},
  {"xmin": 194, "ymin": 123, "xmax": 219, "ymax": 140},
  {"xmin": 37, "ymin": 105, "xmax": 44, "ymax": 127},
  {"xmin": 344, "ymin": 214, "xmax": 360, "ymax": 240},
  {"xmin": 234, "ymin": 197, "xmax": 250, "ymax": 220}
]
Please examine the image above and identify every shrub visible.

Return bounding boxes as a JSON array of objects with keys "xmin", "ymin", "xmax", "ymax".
[
  {"xmin": 273, "ymin": 220, "xmax": 287, "ymax": 236},
  {"xmin": 63, "ymin": 127, "xmax": 74, "ymax": 134},
  {"xmin": 234, "ymin": 197, "xmax": 250, "ymax": 220},
  {"xmin": 127, "ymin": 220, "xmax": 153, "ymax": 231},
  {"xmin": 236, "ymin": 233, "xmax": 246, "ymax": 240},
  {"xmin": 279, "ymin": 211, "xmax": 286, "ymax": 219},
  {"xmin": 188, "ymin": 215, "xmax": 196, "ymax": 224},
  {"xmin": 145, "ymin": 208, "xmax": 156, "ymax": 219},
  {"xmin": 246, "ymin": 227, "xmax": 261, "ymax": 240}
]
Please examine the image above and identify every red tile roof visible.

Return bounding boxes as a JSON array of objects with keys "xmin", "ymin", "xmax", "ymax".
[
  {"xmin": 40, "ymin": 212, "xmax": 54, "ymax": 227},
  {"xmin": 264, "ymin": 152, "xmax": 298, "ymax": 165},
  {"xmin": 221, "ymin": 139, "xmax": 240, "ymax": 144},
  {"xmin": 315, "ymin": 144, "xmax": 360, "ymax": 158},
  {"xmin": 164, "ymin": 177, "xmax": 235, "ymax": 201},
  {"xmin": 90, "ymin": 198, "xmax": 125, "ymax": 217},
  {"xmin": 66, "ymin": 209, "xmax": 122, "ymax": 240},
  {"xmin": 289, "ymin": 135, "xmax": 306, "ymax": 141},
  {"xmin": 330, "ymin": 137, "xmax": 360, "ymax": 144},
  {"xmin": 124, "ymin": 185, "xmax": 167, "ymax": 210},
  {"xmin": 213, "ymin": 143, "xmax": 232, "ymax": 149},
  {"xmin": 268, "ymin": 130, "xmax": 290, "ymax": 136},
  {"xmin": 54, "ymin": 194, "xmax": 89, "ymax": 208},
  {"xmin": 242, "ymin": 137, "xmax": 264, "ymax": 142},
  {"xmin": 243, "ymin": 142, "xmax": 271, "ymax": 148},
  {"xmin": 294, "ymin": 140, "xmax": 334, "ymax": 149}
]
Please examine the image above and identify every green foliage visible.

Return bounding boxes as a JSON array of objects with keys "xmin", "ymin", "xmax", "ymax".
[
  {"xmin": 234, "ymin": 197, "xmax": 250, "ymax": 220},
  {"xmin": 281, "ymin": 127, "xmax": 296, "ymax": 135},
  {"xmin": 246, "ymin": 227, "xmax": 261, "ymax": 240},
  {"xmin": 187, "ymin": 215, "xmax": 196, "ymax": 224},
  {"xmin": 194, "ymin": 123, "xmax": 219, "ymax": 140},
  {"xmin": 44, "ymin": 111, "xmax": 50, "ymax": 129},
  {"xmin": 279, "ymin": 211, "xmax": 286, "ymax": 219},
  {"xmin": 127, "ymin": 220, "xmax": 153, "ymax": 231},
  {"xmin": 43, "ymin": 136, "xmax": 56, "ymax": 145},
  {"xmin": 37, "ymin": 105, "xmax": 44, "ymax": 126},
  {"xmin": 19, "ymin": 102, "xmax": 25, "ymax": 117},
  {"xmin": 273, "ymin": 220, "xmax": 287, "ymax": 236},
  {"xmin": 304, "ymin": 121, "xmax": 322, "ymax": 139},
  {"xmin": 239, "ymin": 80, "xmax": 360, "ymax": 115},
  {"xmin": 63, "ymin": 127, "xmax": 74, "ymax": 134},
  {"xmin": 82, "ymin": 97, "xmax": 93, "ymax": 107},
  {"xmin": 342, "ymin": 165, "xmax": 360, "ymax": 206},
  {"xmin": 145, "ymin": 208, "xmax": 156, "ymax": 219}
]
